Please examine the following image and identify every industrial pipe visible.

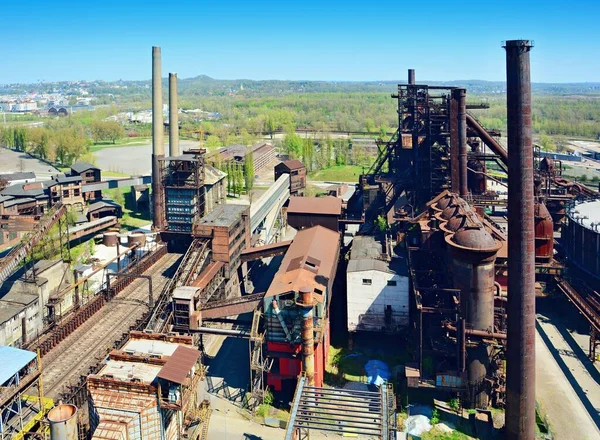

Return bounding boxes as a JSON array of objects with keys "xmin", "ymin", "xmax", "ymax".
[
  {"xmin": 190, "ymin": 326, "xmax": 250, "ymax": 338},
  {"xmin": 504, "ymin": 39, "xmax": 536, "ymax": 440},
  {"xmin": 169, "ymin": 73, "xmax": 180, "ymax": 157},
  {"xmin": 465, "ymin": 113, "xmax": 508, "ymax": 167},
  {"xmin": 408, "ymin": 69, "xmax": 415, "ymax": 85},
  {"xmin": 444, "ymin": 322, "xmax": 507, "ymax": 340},
  {"xmin": 299, "ymin": 287, "xmax": 315, "ymax": 386},
  {"xmin": 152, "ymin": 46, "xmax": 165, "ymax": 230},
  {"xmin": 457, "ymin": 88, "xmax": 468, "ymax": 197}
]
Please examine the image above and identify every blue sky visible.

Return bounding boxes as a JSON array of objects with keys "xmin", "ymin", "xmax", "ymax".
[{"xmin": 2, "ymin": 0, "xmax": 599, "ymax": 84}]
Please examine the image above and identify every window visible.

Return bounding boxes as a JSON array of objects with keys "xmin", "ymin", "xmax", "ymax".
[
  {"xmin": 387, "ymin": 280, "xmax": 397, "ymax": 286},
  {"xmin": 314, "ymin": 288, "xmax": 323, "ymax": 295},
  {"xmin": 305, "ymin": 261, "xmax": 316, "ymax": 269},
  {"xmin": 362, "ymin": 279, "xmax": 372, "ymax": 285},
  {"xmin": 62, "ymin": 190, "xmax": 69, "ymax": 198}
]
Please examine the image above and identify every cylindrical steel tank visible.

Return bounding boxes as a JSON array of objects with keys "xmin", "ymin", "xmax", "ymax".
[
  {"xmin": 103, "ymin": 231, "xmax": 119, "ymax": 247},
  {"xmin": 127, "ymin": 232, "xmax": 147, "ymax": 248},
  {"xmin": 433, "ymin": 193, "xmax": 458, "ymax": 212},
  {"xmin": 467, "ymin": 144, "xmax": 487, "ymax": 195},
  {"xmin": 446, "ymin": 225, "xmax": 501, "ymax": 408},
  {"xmin": 48, "ymin": 404, "xmax": 78, "ymax": 440},
  {"xmin": 534, "ymin": 201, "xmax": 554, "ymax": 262}
]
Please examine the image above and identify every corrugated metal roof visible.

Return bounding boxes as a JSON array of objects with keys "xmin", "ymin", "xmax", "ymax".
[
  {"xmin": 0, "ymin": 346, "xmax": 36, "ymax": 385},
  {"xmin": 71, "ymin": 161, "xmax": 99, "ymax": 174},
  {"xmin": 266, "ymin": 225, "xmax": 339, "ymax": 300},
  {"xmin": 157, "ymin": 345, "xmax": 200, "ymax": 385},
  {"xmin": 347, "ymin": 259, "xmax": 392, "ymax": 273},
  {"xmin": 288, "ymin": 196, "xmax": 342, "ymax": 216},
  {"xmin": 278, "ymin": 159, "xmax": 305, "ymax": 170}
]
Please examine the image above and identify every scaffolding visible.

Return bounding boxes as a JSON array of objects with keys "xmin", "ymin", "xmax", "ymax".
[
  {"xmin": 0, "ymin": 350, "xmax": 53, "ymax": 440},
  {"xmin": 161, "ymin": 149, "xmax": 207, "ymax": 233}
]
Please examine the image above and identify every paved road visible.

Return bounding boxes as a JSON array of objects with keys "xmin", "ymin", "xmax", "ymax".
[
  {"xmin": 535, "ymin": 310, "xmax": 600, "ymax": 440},
  {"xmin": 0, "ymin": 147, "xmax": 58, "ymax": 177}
]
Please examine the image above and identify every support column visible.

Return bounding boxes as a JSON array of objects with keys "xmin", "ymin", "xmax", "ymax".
[
  {"xmin": 456, "ymin": 88, "xmax": 468, "ymax": 197},
  {"xmin": 169, "ymin": 73, "xmax": 180, "ymax": 157},
  {"xmin": 299, "ymin": 287, "xmax": 315, "ymax": 386},
  {"xmin": 152, "ymin": 46, "xmax": 165, "ymax": 230},
  {"xmin": 504, "ymin": 39, "xmax": 535, "ymax": 440}
]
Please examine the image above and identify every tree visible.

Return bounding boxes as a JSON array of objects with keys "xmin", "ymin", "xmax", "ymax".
[
  {"xmin": 283, "ymin": 132, "xmax": 303, "ymax": 159},
  {"xmin": 90, "ymin": 121, "xmax": 124, "ymax": 144},
  {"xmin": 205, "ymin": 135, "xmax": 222, "ymax": 150},
  {"xmin": 265, "ymin": 115, "xmax": 277, "ymax": 139},
  {"xmin": 539, "ymin": 134, "xmax": 556, "ymax": 152},
  {"xmin": 244, "ymin": 147, "xmax": 255, "ymax": 191},
  {"xmin": 375, "ymin": 215, "xmax": 388, "ymax": 233}
]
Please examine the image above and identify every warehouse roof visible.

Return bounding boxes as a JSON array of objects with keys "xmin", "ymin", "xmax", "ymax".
[
  {"xmin": 71, "ymin": 161, "xmax": 99, "ymax": 174},
  {"xmin": 0, "ymin": 171, "xmax": 36, "ymax": 181},
  {"xmin": 157, "ymin": 345, "xmax": 201, "ymax": 384},
  {"xmin": 266, "ymin": 225, "xmax": 339, "ymax": 301},
  {"xmin": 0, "ymin": 346, "xmax": 36, "ymax": 385},
  {"xmin": 277, "ymin": 159, "xmax": 305, "ymax": 171},
  {"xmin": 196, "ymin": 204, "xmax": 247, "ymax": 227},
  {"xmin": 288, "ymin": 196, "xmax": 342, "ymax": 216},
  {"xmin": 204, "ymin": 165, "xmax": 227, "ymax": 185}
]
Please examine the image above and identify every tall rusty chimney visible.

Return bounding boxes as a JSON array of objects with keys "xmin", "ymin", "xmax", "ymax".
[
  {"xmin": 504, "ymin": 39, "xmax": 535, "ymax": 440},
  {"xmin": 299, "ymin": 286, "xmax": 315, "ymax": 386},
  {"xmin": 169, "ymin": 73, "xmax": 180, "ymax": 157},
  {"xmin": 456, "ymin": 88, "xmax": 468, "ymax": 197},
  {"xmin": 152, "ymin": 46, "xmax": 164, "ymax": 230},
  {"xmin": 408, "ymin": 69, "xmax": 416, "ymax": 85}
]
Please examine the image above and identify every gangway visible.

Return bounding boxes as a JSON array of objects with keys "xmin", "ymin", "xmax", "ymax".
[{"xmin": 0, "ymin": 202, "xmax": 66, "ymax": 285}]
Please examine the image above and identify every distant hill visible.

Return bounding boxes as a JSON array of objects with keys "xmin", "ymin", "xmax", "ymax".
[{"xmin": 2, "ymin": 76, "xmax": 600, "ymax": 97}]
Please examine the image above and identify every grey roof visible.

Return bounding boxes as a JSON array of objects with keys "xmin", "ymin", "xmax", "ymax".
[
  {"xmin": 71, "ymin": 162, "xmax": 99, "ymax": 174},
  {"xmin": 197, "ymin": 204, "xmax": 247, "ymax": 227},
  {"xmin": 1, "ymin": 182, "xmax": 46, "ymax": 198},
  {"xmin": 4, "ymin": 197, "xmax": 35, "ymax": 208},
  {"xmin": 0, "ymin": 303, "xmax": 26, "ymax": 326},
  {"xmin": 0, "ymin": 289, "xmax": 38, "ymax": 306},
  {"xmin": 0, "ymin": 172, "xmax": 35, "ymax": 181},
  {"xmin": 350, "ymin": 236, "xmax": 383, "ymax": 261},
  {"xmin": 55, "ymin": 175, "xmax": 82, "ymax": 185},
  {"xmin": 348, "ymin": 258, "xmax": 393, "ymax": 273},
  {"xmin": 0, "ymin": 195, "xmax": 14, "ymax": 204},
  {"xmin": 205, "ymin": 165, "xmax": 227, "ymax": 186},
  {"xmin": 88, "ymin": 199, "xmax": 121, "ymax": 212}
]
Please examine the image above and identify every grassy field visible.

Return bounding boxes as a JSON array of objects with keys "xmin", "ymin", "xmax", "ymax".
[
  {"xmin": 103, "ymin": 187, "xmax": 151, "ymax": 230},
  {"xmin": 102, "ymin": 170, "xmax": 131, "ymax": 178},
  {"xmin": 308, "ymin": 165, "xmax": 364, "ymax": 182},
  {"xmin": 90, "ymin": 137, "xmax": 151, "ymax": 152}
]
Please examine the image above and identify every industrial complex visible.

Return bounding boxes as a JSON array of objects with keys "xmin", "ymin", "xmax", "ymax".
[{"xmin": 0, "ymin": 40, "xmax": 599, "ymax": 440}]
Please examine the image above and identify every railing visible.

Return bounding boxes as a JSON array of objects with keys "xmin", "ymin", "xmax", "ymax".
[{"xmin": 0, "ymin": 202, "xmax": 66, "ymax": 285}]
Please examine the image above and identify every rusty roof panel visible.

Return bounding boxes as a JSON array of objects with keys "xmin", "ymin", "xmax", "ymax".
[
  {"xmin": 288, "ymin": 196, "xmax": 342, "ymax": 216},
  {"xmin": 157, "ymin": 345, "xmax": 201, "ymax": 385}
]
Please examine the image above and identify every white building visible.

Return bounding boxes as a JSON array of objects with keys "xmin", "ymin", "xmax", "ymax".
[{"xmin": 346, "ymin": 236, "xmax": 409, "ymax": 333}]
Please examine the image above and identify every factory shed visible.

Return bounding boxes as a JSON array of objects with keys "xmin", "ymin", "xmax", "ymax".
[
  {"xmin": 287, "ymin": 196, "xmax": 342, "ymax": 232},
  {"xmin": 274, "ymin": 160, "xmax": 306, "ymax": 196},
  {"xmin": 347, "ymin": 235, "xmax": 409, "ymax": 333},
  {"xmin": 157, "ymin": 345, "xmax": 201, "ymax": 384},
  {"xmin": 264, "ymin": 225, "xmax": 340, "ymax": 394}
]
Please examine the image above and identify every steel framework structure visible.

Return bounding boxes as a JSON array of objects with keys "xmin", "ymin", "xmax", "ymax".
[{"xmin": 285, "ymin": 376, "xmax": 396, "ymax": 440}]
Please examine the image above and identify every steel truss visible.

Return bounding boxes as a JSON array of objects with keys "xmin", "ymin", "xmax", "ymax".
[{"xmin": 285, "ymin": 376, "xmax": 396, "ymax": 440}]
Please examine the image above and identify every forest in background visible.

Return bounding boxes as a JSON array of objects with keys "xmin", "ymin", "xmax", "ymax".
[{"xmin": 1, "ymin": 76, "xmax": 600, "ymax": 171}]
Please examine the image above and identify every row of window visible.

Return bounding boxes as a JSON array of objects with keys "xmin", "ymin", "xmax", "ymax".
[{"xmin": 362, "ymin": 279, "xmax": 397, "ymax": 286}]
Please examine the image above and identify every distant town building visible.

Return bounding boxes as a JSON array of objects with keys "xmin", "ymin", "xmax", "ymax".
[{"xmin": 210, "ymin": 142, "xmax": 276, "ymax": 174}]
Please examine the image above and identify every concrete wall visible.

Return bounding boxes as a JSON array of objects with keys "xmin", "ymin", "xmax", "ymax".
[
  {"xmin": 0, "ymin": 297, "xmax": 42, "ymax": 346},
  {"xmin": 346, "ymin": 269, "xmax": 409, "ymax": 332}
]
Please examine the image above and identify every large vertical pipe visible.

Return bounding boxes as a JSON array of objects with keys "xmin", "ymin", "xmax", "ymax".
[
  {"xmin": 504, "ymin": 39, "xmax": 535, "ymax": 440},
  {"xmin": 299, "ymin": 287, "xmax": 315, "ymax": 386},
  {"xmin": 408, "ymin": 69, "xmax": 415, "ymax": 85},
  {"xmin": 457, "ymin": 88, "xmax": 468, "ymax": 197},
  {"xmin": 152, "ymin": 46, "xmax": 164, "ymax": 230},
  {"xmin": 169, "ymin": 73, "xmax": 180, "ymax": 157}
]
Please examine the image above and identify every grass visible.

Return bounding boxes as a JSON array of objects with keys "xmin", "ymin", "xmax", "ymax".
[
  {"xmin": 89, "ymin": 137, "xmax": 151, "ymax": 152},
  {"xmin": 255, "ymin": 404, "xmax": 289, "ymax": 423},
  {"xmin": 102, "ymin": 170, "xmax": 131, "ymax": 178},
  {"xmin": 421, "ymin": 427, "xmax": 474, "ymax": 440},
  {"xmin": 308, "ymin": 165, "xmax": 364, "ymax": 182},
  {"xmin": 102, "ymin": 187, "xmax": 151, "ymax": 231}
]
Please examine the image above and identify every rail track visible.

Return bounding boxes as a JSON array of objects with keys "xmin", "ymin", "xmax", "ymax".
[{"xmin": 42, "ymin": 252, "xmax": 182, "ymax": 398}]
